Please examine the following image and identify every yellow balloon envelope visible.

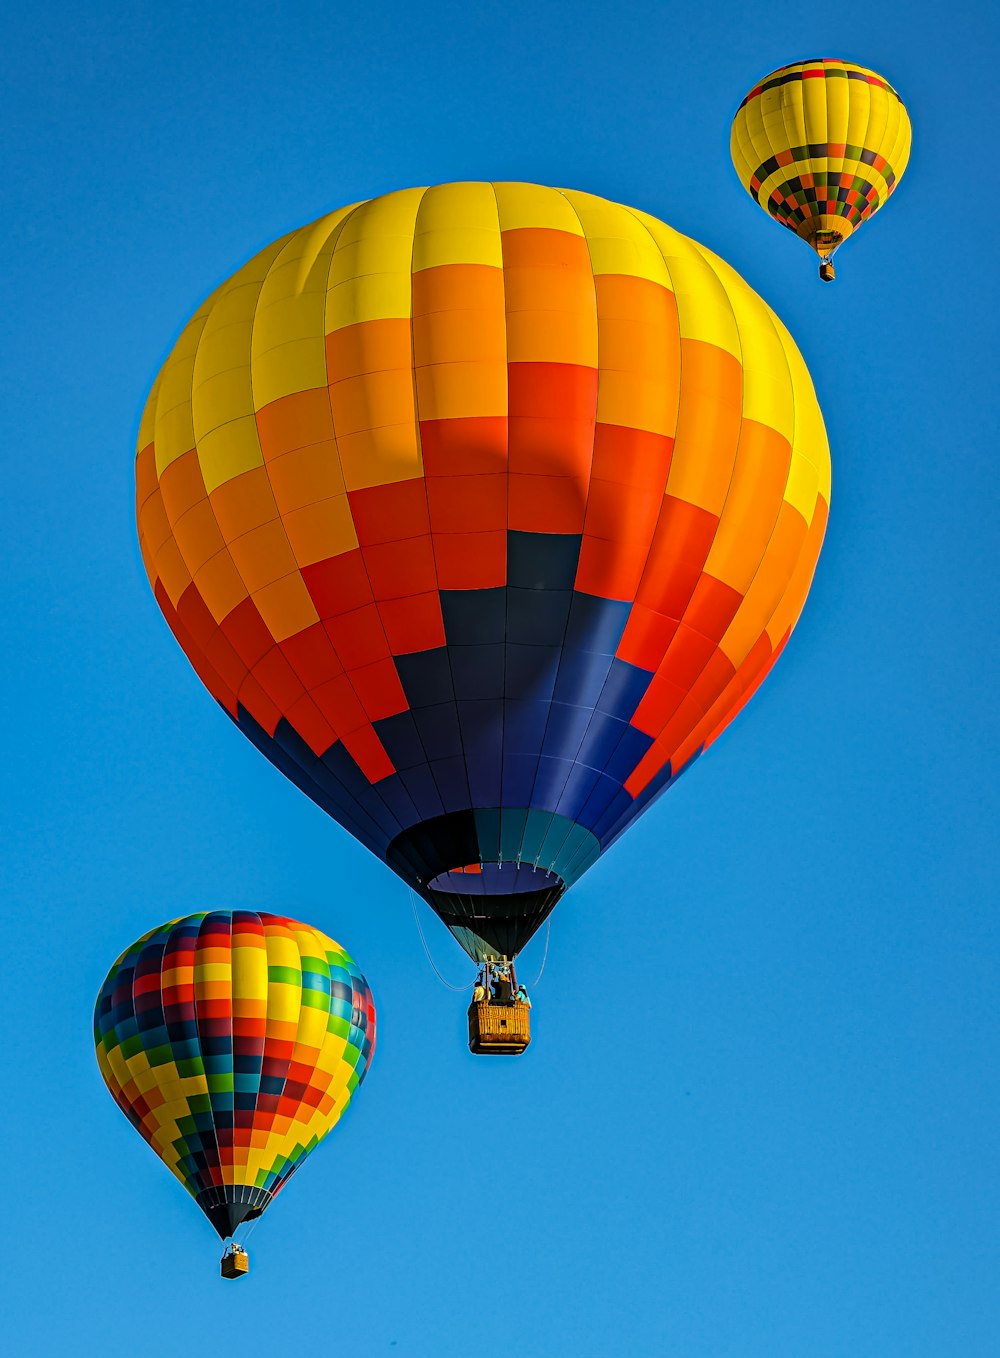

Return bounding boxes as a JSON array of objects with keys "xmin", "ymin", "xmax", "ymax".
[{"xmin": 731, "ymin": 58, "xmax": 911, "ymax": 279}]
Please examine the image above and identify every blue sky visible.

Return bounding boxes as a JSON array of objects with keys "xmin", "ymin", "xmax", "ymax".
[{"xmin": 3, "ymin": 2, "xmax": 997, "ymax": 1354}]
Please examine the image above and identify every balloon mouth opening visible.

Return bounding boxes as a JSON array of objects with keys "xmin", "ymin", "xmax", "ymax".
[
  {"xmin": 427, "ymin": 861, "xmax": 562, "ymax": 897},
  {"xmin": 813, "ymin": 230, "xmax": 843, "ymax": 256},
  {"xmin": 798, "ymin": 219, "xmax": 854, "ymax": 256},
  {"xmin": 197, "ymin": 1186, "xmax": 272, "ymax": 1240},
  {"xmin": 386, "ymin": 808, "xmax": 595, "ymax": 958},
  {"xmin": 424, "ymin": 863, "xmax": 567, "ymax": 961}
]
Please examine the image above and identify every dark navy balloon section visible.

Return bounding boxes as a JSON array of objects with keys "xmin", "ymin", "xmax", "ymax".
[{"xmin": 236, "ymin": 530, "xmax": 689, "ymax": 961}]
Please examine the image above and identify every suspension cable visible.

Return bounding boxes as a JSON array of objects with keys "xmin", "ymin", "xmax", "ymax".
[
  {"xmin": 408, "ymin": 889, "xmax": 475, "ymax": 992},
  {"xmin": 528, "ymin": 917, "xmax": 552, "ymax": 988},
  {"xmin": 236, "ymin": 1209, "xmax": 263, "ymax": 1250}
]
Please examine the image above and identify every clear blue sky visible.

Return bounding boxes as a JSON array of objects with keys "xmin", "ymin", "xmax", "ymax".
[{"xmin": 3, "ymin": 2, "xmax": 997, "ymax": 1354}]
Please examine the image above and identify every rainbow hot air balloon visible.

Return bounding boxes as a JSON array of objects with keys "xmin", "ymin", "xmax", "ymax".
[
  {"xmin": 136, "ymin": 182, "xmax": 829, "ymax": 992},
  {"xmin": 731, "ymin": 59, "xmax": 911, "ymax": 281},
  {"xmin": 94, "ymin": 911, "xmax": 374, "ymax": 1273}
]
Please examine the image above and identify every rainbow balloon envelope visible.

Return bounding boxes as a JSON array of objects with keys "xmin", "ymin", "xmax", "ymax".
[{"xmin": 94, "ymin": 911, "xmax": 374, "ymax": 1240}]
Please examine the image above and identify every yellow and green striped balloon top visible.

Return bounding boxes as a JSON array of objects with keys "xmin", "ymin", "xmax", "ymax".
[{"xmin": 731, "ymin": 58, "xmax": 911, "ymax": 263}]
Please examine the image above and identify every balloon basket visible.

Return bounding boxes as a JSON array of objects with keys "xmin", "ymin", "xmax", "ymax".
[
  {"xmin": 221, "ymin": 1247, "xmax": 250, "ymax": 1280},
  {"xmin": 468, "ymin": 999, "xmax": 531, "ymax": 1055}
]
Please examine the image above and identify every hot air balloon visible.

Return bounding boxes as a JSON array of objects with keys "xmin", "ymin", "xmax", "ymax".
[
  {"xmin": 730, "ymin": 59, "xmax": 911, "ymax": 281},
  {"xmin": 94, "ymin": 911, "xmax": 374, "ymax": 1275},
  {"xmin": 135, "ymin": 183, "xmax": 830, "ymax": 1045}
]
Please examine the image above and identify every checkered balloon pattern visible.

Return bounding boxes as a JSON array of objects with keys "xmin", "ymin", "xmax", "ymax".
[
  {"xmin": 94, "ymin": 911, "xmax": 375, "ymax": 1239},
  {"xmin": 136, "ymin": 183, "xmax": 830, "ymax": 963},
  {"xmin": 731, "ymin": 59, "xmax": 911, "ymax": 255}
]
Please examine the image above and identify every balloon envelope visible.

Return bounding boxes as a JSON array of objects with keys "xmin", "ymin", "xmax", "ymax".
[
  {"xmin": 731, "ymin": 59, "xmax": 911, "ymax": 263},
  {"xmin": 94, "ymin": 911, "xmax": 375, "ymax": 1238},
  {"xmin": 136, "ymin": 183, "xmax": 830, "ymax": 960}
]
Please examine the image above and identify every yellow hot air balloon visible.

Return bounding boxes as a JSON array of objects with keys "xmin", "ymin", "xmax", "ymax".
[{"xmin": 731, "ymin": 58, "xmax": 911, "ymax": 281}]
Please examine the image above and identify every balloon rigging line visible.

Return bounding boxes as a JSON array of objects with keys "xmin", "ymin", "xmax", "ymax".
[
  {"xmin": 528, "ymin": 917, "xmax": 552, "ymax": 989},
  {"xmin": 408, "ymin": 888, "xmax": 475, "ymax": 992},
  {"xmin": 239, "ymin": 1211, "xmax": 263, "ymax": 1248}
]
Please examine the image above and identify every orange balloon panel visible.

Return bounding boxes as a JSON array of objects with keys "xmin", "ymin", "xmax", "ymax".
[{"xmin": 137, "ymin": 183, "xmax": 830, "ymax": 961}]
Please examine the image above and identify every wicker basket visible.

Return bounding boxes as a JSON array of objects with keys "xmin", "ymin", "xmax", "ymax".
[
  {"xmin": 221, "ymin": 1250, "xmax": 250, "ymax": 1279},
  {"xmin": 468, "ymin": 1000, "xmax": 531, "ymax": 1055}
]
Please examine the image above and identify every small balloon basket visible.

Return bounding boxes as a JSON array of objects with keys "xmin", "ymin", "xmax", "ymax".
[
  {"xmin": 221, "ymin": 1245, "xmax": 249, "ymax": 1280},
  {"xmin": 467, "ymin": 999, "xmax": 531, "ymax": 1055}
]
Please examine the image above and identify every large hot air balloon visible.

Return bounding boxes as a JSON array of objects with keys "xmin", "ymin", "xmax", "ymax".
[
  {"xmin": 730, "ymin": 59, "xmax": 911, "ymax": 281},
  {"xmin": 136, "ymin": 182, "xmax": 829, "ymax": 983},
  {"xmin": 94, "ymin": 911, "xmax": 374, "ymax": 1273}
]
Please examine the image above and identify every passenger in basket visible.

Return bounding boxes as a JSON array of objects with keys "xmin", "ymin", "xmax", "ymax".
[
  {"xmin": 516, "ymin": 984, "xmax": 531, "ymax": 1007},
  {"xmin": 473, "ymin": 976, "xmax": 487, "ymax": 1003},
  {"xmin": 492, "ymin": 970, "xmax": 513, "ymax": 1005}
]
